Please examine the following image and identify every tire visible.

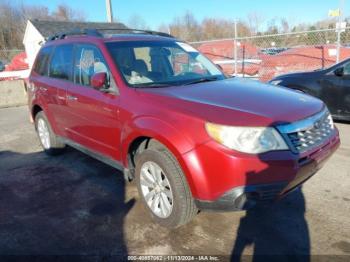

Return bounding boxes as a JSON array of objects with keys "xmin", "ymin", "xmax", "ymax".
[
  {"xmin": 35, "ymin": 111, "xmax": 65, "ymax": 155},
  {"xmin": 135, "ymin": 147, "xmax": 198, "ymax": 228}
]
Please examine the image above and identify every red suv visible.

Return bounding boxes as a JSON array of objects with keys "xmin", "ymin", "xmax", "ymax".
[{"xmin": 28, "ymin": 29, "xmax": 340, "ymax": 228}]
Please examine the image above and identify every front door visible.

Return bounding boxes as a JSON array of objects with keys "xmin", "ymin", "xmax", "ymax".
[
  {"xmin": 336, "ymin": 62, "xmax": 350, "ymax": 118},
  {"xmin": 64, "ymin": 43, "xmax": 122, "ymax": 161},
  {"xmin": 319, "ymin": 72, "xmax": 340, "ymax": 115},
  {"xmin": 319, "ymin": 62, "xmax": 350, "ymax": 118}
]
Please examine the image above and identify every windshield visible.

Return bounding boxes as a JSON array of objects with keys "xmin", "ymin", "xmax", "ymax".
[{"xmin": 106, "ymin": 40, "xmax": 225, "ymax": 87}]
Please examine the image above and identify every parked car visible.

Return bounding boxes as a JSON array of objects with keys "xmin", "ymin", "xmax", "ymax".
[
  {"xmin": 28, "ymin": 29, "xmax": 340, "ymax": 228},
  {"xmin": 260, "ymin": 47, "xmax": 289, "ymax": 56},
  {"xmin": 0, "ymin": 60, "xmax": 5, "ymax": 72},
  {"xmin": 270, "ymin": 58, "xmax": 350, "ymax": 121}
]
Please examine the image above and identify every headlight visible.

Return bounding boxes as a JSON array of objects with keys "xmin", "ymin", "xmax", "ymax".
[
  {"xmin": 270, "ymin": 80, "xmax": 282, "ymax": 85},
  {"xmin": 327, "ymin": 112, "xmax": 334, "ymax": 129},
  {"xmin": 205, "ymin": 123, "xmax": 288, "ymax": 154}
]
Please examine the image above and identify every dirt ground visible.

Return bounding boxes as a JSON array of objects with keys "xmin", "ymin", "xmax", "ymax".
[{"xmin": 0, "ymin": 106, "xmax": 349, "ymax": 261}]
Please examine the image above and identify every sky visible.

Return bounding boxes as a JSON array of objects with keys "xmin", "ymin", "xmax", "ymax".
[{"xmin": 18, "ymin": 0, "xmax": 343, "ymax": 30}]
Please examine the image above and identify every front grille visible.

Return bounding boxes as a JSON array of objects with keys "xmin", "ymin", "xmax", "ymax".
[{"xmin": 277, "ymin": 108, "xmax": 335, "ymax": 154}]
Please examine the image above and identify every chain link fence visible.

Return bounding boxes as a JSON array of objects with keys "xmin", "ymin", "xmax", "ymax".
[
  {"xmin": 191, "ymin": 28, "xmax": 350, "ymax": 82},
  {"xmin": 2, "ymin": 29, "xmax": 350, "ymax": 81}
]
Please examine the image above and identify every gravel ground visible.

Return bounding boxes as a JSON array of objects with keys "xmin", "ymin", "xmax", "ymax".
[{"xmin": 0, "ymin": 106, "xmax": 349, "ymax": 261}]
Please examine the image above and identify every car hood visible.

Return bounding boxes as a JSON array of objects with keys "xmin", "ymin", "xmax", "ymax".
[
  {"xmin": 138, "ymin": 78, "xmax": 324, "ymax": 127},
  {"xmin": 272, "ymin": 70, "xmax": 323, "ymax": 81}
]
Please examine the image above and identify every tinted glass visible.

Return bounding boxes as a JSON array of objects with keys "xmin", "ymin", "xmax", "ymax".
[
  {"xmin": 343, "ymin": 62, "xmax": 350, "ymax": 75},
  {"xmin": 49, "ymin": 44, "xmax": 73, "ymax": 80},
  {"xmin": 74, "ymin": 44, "xmax": 110, "ymax": 87},
  {"xmin": 106, "ymin": 41, "xmax": 224, "ymax": 87},
  {"xmin": 33, "ymin": 46, "xmax": 53, "ymax": 76}
]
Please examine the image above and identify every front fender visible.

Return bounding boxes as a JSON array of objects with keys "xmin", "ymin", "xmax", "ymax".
[
  {"xmin": 121, "ymin": 116, "xmax": 195, "ymax": 161},
  {"xmin": 121, "ymin": 116, "xmax": 201, "ymax": 197}
]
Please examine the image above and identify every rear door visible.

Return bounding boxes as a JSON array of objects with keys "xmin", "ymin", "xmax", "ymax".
[
  {"xmin": 46, "ymin": 44, "xmax": 75, "ymax": 136},
  {"xmin": 30, "ymin": 45, "xmax": 53, "ymax": 101},
  {"xmin": 30, "ymin": 45, "xmax": 70, "ymax": 136},
  {"xmin": 64, "ymin": 43, "xmax": 122, "ymax": 160}
]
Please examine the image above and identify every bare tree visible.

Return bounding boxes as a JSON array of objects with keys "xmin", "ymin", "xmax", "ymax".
[
  {"xmin": 280, "ymin": 18, "xmax": 290, "ymax": 33},
  {"xmin": 20, "ymin": 4, "xmax": 50, "ymax": 21},
  {"xmin": 127, "ymin": 15, "xmax": 149, "ymax": 30},
  {"xmin": 0, "ymin": 1, "xmax": 23, "ymax": 49},
  {"xmin": 158, "ymin": 23, "xmax": 170, "ymax": 34},
  {"xmin": 0, "ymin": 1, "xmax": 86, "ymax": 57},
  {"xmin": 52, "ymin": 4, "xmax": 85, "ymax": 21},
  {"xmin": 201, "ymin": 18, "xmax": 235, "ymax": 40},
  {"xmin": 164, "ymin": 11, "xmax": 251, "ymax": 41},
  {"xmin": 266, "ymin": 18, "xmax": 279, "ymax": 34},
  {"xmin": 169, "ymin": 11, "xmax": 202, "ymax": 41},
  {"xmin": 247, "ymin": 12, "xmax": 265, "ymax": 35}
]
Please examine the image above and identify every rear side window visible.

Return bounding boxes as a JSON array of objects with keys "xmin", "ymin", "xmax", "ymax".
[
  {"xmin": 74, "ymin": 44, "xmax": 110, "ymax": 87},
  {"xmin": 49, "ymin": 44, "xmax": 73, "ymax": 80},
  {"xmin": 33, "ymin": 46, "xmax": 53, "ymax": 76}
]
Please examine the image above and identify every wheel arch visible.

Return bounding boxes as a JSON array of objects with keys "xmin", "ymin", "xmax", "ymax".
[
  {"xmin": 122, "ymin": 117, "xmax": 199, "ymax": 197},
  {"xmin": 285, "ymin": 83, "xmax": 318, "ymax": 97},
  {"xmin": 31, "ymin": 104, "xmax": 43, "ymax": 120},
  {"xmin": 30, "ymin": 101, "xmax": 60, "ymax": 135}
]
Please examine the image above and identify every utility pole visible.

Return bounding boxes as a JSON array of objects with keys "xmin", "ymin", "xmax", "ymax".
[
  {"xmin": 336, "ymin": 0, "xmax": 345, "ymax": 63},
  {"xmin": 106, "ymin": 0, "xmax": 113, "ymax": 23},
  {"xmin": 234, "ymin": 20, "xmax": 238, "ymax": 76}
]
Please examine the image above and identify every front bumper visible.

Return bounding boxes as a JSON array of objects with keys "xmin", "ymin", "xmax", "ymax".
[
  {"xmin": 195, "ymin": 182, "xmax": 287, "ymax": 211},
  {"xmin": 183, "ymin": 128, "xmax": 340, "ymax": 210}
]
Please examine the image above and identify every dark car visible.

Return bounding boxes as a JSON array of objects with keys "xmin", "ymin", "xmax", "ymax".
[
  {"xmin": 28, "ymin": 28, "xmax": 339, "ymax": 228},
  {"xmin": 270, "ymin": 59, "xmax": 350, "ymax": 121},
  {"xmin": 261, "ymin": 47, "xmax": 289, "ymax": 55},
  {"xmin": 0, "ymin": 61, "xmax": 5, "ymax": 72}
]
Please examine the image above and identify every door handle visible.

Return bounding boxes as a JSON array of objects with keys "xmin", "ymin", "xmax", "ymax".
[
  {"xmin": 67, "ymin": 95, "xmax": 78, "ymax": 101},
  {"xmin": 57, "ymin": 95, "xmax": 65, "ymax": 101},
  {"xmin": 39, "ymin": 86, "xmax": 48, "ymax": 92}
]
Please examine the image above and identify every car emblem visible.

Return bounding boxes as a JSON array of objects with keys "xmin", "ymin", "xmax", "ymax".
[{"xmin": 314, "ymin": 120, "xmax": 322, "ymax": 129}]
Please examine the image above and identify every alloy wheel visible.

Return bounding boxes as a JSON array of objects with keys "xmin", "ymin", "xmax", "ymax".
[
  {"xmin": 140, "ymin": 161, "xmax": 174, "ymax": 218},
  {"xmin": 37, "ymin": 118, "xmax": 50, "ymax": 149}
]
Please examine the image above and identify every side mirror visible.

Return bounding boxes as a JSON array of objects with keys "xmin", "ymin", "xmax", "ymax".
[
  {"xmin": 334, "ymin": 67, "xmax": 344, "ymax": 77},
  {"xmin": 91, "ymin": 72, "xmax": 107, "ymax": 89}
]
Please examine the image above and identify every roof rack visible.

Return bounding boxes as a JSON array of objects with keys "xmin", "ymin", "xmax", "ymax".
[
  {"xmin": 95, "ymin": 28, "xmax": 174, "ymax": 38},
  {"xmin": 47, "ymin": 29, "xmax": 102, "ymax": 41},
  {"xmin": 47, "ymin": 28, "xmax": 174, "ymax": 41}
]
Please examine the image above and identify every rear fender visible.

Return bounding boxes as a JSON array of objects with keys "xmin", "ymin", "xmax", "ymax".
[{"xmin": 30, "ymin": 96, "xmax": 59, "ymax": 134}]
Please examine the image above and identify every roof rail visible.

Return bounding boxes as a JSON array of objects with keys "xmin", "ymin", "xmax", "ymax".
[
  {"xmin": 47, "ymin": 28, "xmax": 174, "ymax": 41},
  {"xmin": 47, "ymin": 28, "xmax": 102, "ymax": 41},
  {"xmin": 95, "ymin": 28, "xmax": 174, "ymax": 38}
]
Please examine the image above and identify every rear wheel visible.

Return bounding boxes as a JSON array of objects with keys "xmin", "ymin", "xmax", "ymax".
[
  {"xmin": 135, "ymin": 147, "xmax": 198, "ymax": 228},
  {"xmin": 35, "ymin": 111, "xmax": 65, "ymax": 155}
]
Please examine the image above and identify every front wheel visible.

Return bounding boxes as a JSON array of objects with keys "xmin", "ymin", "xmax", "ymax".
[
  {"xmin": 135, "ymin": 148, "xmax": 198, "ymax": 228},
  {"xmin": 35, "ymin": 111, "xmax": 65, "ymax": 155}
]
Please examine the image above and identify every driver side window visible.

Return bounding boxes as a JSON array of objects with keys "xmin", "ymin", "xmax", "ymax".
[{"xmin": 74, "ymin": 44, "xmax": 110, "ymax": 87}]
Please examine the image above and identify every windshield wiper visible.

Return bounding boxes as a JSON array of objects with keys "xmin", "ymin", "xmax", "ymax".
[
  {"xmin": 182, "ymin": 76, "xmax": 219, "ymax": 86},
  {"xmin": 133, "ymin": 83, "xmax": 170, "ymax": 88}
]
